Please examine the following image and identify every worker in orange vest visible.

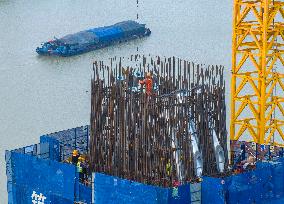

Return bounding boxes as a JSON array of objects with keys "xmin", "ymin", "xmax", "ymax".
[{"xmin": 139, "ymin": 72, "xmax": 153, "ymax": 96}]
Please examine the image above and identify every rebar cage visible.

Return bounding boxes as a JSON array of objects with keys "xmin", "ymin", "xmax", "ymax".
[{"xmin": 90, "ymin": 55, "xmax": 229, "ymax": 187}]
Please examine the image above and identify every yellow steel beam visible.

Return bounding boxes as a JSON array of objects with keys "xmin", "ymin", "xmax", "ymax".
[{"xmin": 231, "ymin": 0, "xmax": 284, "ymax": 146}]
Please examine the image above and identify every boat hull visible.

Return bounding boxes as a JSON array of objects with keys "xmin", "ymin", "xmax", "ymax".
[{"xmin": 36, "ymin": 21, "xmax": 151, "ymax": 57}]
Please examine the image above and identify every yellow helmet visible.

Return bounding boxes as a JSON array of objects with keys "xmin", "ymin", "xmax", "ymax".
[
  {"xmin": 78, "ymin": 156, "xmax": 85, "ymax": 161},
  {"xmin": 146, "ymin": 72, "xmax": 151, "ymax": 77},
  {"xmin": 72, "ymin": 150, "xmax": 78, "ymax": 156}
]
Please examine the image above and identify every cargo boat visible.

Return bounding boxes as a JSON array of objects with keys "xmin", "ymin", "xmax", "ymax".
[{"xmin": 36, "ymin": 20, "xmax": 151, "ymax": 57}]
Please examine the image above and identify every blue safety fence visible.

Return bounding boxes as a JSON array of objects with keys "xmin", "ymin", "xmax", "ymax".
[
  {"xmin": 5, "ymin": 143, "xmax": 49, "ymax": 204},
  {"xmin": 93, "ymin": 173, "xmax": 169, "ymax": 204},
  {"xmin": 7, "ymin": 152, "xmax": 76, "ymax": 204},
  {"xmin": 9, "ymin": 142, "xmax": 50, "ymax": 159},
  {"xmin": 5, "ymin": 126, "xmax": 91, "ymax": 204},
  {"xmin": 92, "ymin": 173, "xmax": 193, "ymax": 204},
  {"xmin": 168, "ymin": 184, "xmax": 191, "ymax": 204},
  {"xmin": 201, "ymin": 176, "xmax": 225, "ymax": 204},
  {"xmin": 78, "ymin": 183, "xmax": 92, "ymax": 204},
  {"xmin": 40, "ymin": 125, "xmax": 89, "ymax": 162},
  {"xmin": 40, "ymin": 136, "xmax": 60, "ymax": 161},
  {"xmin": 7, "ymin": 124, "xmax": 284, "ymax": 204},
  {"xmin": 202, "ymin": 159, "xmax": 284, "ymax": 204}
]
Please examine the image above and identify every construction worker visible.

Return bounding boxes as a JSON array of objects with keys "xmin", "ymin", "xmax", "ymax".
[
  {"xmin": 77, "ymin": 156, "xmax": 84, "ymax": 182},
  {"xmin": 81, "ymin": 156, "xmax": 88, "ymax": 184},
  {"xmin": 166, "ymin": 159, "xmax": 172, "ymax": 176},
  {"xmin": 173, "ymin": 179, "xmax": 180, "ymax": 187},
  {"xmin": 139, "ymin": 72, "xmax": 153, "ymax": 96},
  {"xmin": 197, "ymin": 177, "xmax": 203, "ymax": 183},
  {"xmin": 243, "ymin": 155, "xmax": 256, "ymax": 171},
  {"xmin": 72, "ymin": 150, "xmax": 80, "ymax": 165}
]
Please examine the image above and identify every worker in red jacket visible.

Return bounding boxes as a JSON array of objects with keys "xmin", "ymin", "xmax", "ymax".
[{"xmin": 139, "ymin": 72, "xmax": 153, "ymax": 96}]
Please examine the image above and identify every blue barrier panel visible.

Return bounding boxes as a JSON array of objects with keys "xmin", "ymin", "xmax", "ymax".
[
  {"xmin": 271, "ymin": 161, "xmax": 284, "ymax": 199},
  {"xmin": 168, "ymin": 184, "xmax": 191, "ymax": 204},
  {"xmin": 40, "ymin": 126, "xmax": 89, "ymax": 161},
  {"xmin": 227, "ymin": 171, "xmax": 260, "ymax": 204},
  {"xmin": 79, "ymin": 183, "xmax": 92, "ymax": 204},
  {"xmin": 199, "ymin": 161, "xmax": 284, "ymax": 204},
  {"xmin": 40, "ymin": 136, "xmax": 60, "ymax": 161},
  {"xmin": 9, "ymin": 152, "xmax": 75, "ymax": 203},
  {"xmin": 263, "ymin": 197, "xmax": 284, "ymax": 204},
  {"xmin": 9, "ymin": 184, "xmax": 75, "ymax": 204},
  {"xmin": 227, "ymin": 162, "xmax": 281, "ymax": 204},
  {"xmin": 202, "ymin": 177, "xmax": 225, "ymax": 204},
  {"xmin": 93, "ymin": 173, "xmax": 168, "ymax": 204}
]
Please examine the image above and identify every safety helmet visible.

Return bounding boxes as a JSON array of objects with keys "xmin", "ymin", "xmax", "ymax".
[
  {"xmin": 78, "ymin": 156, "xmax": 84, "ymax": 161},
  {"xmin": 146, "ymin": 72, "xmax": 151, "ymax": 77},
  {"xmin": 72, "ymin": 150, "xmax": 78, "ymax": 156}
]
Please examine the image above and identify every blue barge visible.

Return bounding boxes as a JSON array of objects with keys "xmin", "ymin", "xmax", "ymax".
[{"xmin": 36, "ymin": 21, "xmax": 151, "ymax": 57}]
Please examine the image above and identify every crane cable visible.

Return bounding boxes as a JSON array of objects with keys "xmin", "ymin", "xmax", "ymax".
[{"xmin": 136, "ymin": 0, "xmax": 140, "ymax": 52}]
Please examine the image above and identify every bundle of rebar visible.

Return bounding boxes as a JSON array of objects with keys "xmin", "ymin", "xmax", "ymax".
[{"xmin": 89, "ymin": 55, "xmax": 228, "ymax": 187}]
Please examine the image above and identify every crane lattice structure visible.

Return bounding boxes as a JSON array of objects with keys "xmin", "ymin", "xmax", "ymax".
[{"xmin": 231, "ymin": 0, "xmax": 284, "ymax": 146}]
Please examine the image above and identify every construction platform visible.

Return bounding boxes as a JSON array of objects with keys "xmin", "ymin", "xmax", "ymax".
[{"xmin": 5, "ymin": 125, "xmax": 284, "ymax": 204}]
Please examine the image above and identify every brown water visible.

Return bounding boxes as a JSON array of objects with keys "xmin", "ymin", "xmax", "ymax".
[{"xmin": 0, "ymin": 0, "xmax": 232, "ymax": 202}]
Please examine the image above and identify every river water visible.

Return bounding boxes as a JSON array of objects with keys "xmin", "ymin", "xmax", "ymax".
[{"xmin": 0, "ymin": 0, "xmax": 232, "ymax": 202}]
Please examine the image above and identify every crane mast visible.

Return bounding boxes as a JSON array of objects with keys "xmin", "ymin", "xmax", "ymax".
[{"xmin": 231, "ymin": 0, "xmax": 284, "ymax": 146}]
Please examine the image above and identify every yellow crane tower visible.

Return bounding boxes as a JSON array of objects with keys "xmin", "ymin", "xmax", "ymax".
[{"xmin": 231, "ymin": 0, "xmax": 284, "ymax": 147}]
